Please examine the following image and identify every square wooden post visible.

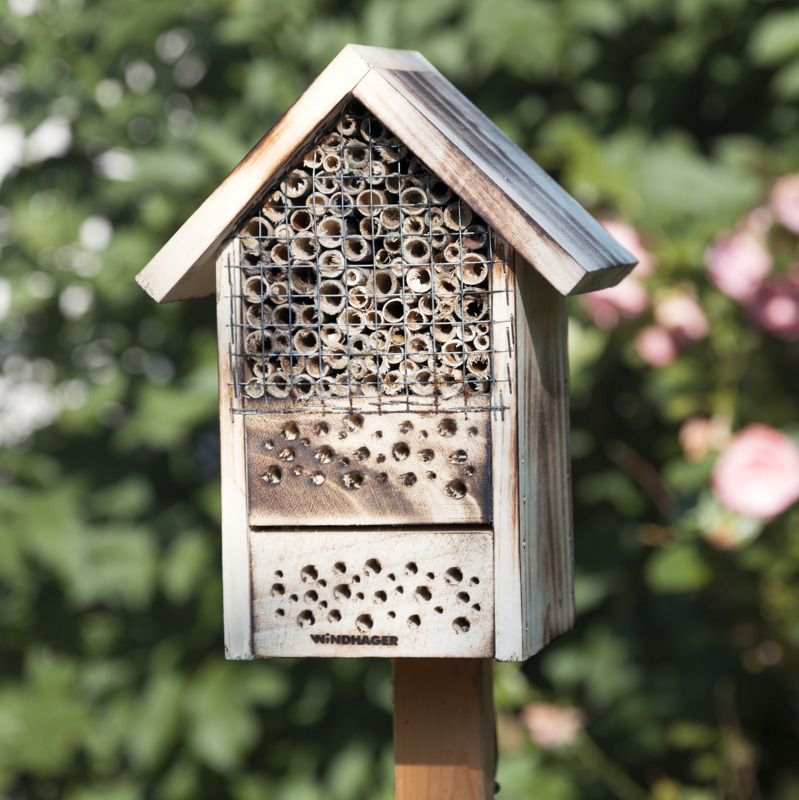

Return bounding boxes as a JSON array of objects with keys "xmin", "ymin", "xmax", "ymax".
[{"xmin": 393, "ymin": 659, "xmax": 495, "ymax": 799}]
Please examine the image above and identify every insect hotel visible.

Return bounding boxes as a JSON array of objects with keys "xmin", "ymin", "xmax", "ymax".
[{"xmin": 137, "ymin": 45, "xmax": 635, "ymax": 664}]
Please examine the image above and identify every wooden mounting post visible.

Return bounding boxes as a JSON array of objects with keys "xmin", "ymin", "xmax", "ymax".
[{"xmin": 393, "ymin": 659, "xmax": 495, "ymax": 800}]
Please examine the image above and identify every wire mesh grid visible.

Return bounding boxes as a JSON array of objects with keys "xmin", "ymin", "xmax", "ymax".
[{"xmin": 226, "ymin": 100, "xmax": 513, "ymax": 416}]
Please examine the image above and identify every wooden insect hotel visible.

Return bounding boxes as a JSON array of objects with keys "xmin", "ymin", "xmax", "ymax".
[{"xmin": 137, "ymin": 45, "xmax": 635, "ymax": 663}]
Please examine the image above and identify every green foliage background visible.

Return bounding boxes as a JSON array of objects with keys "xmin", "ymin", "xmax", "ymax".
[{"xmin": 2, "ymin": 0, "xmax": 799, "ymax": 797}]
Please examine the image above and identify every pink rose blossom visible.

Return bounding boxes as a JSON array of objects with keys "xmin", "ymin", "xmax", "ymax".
[
  {"xmin": 770, "ymin": 174, "xmax": 799, "ymax": 235},
  {"xmin": 580, "ymin": 278, "xmax": 649, "ymax": 329},
  {"xmin": 679, "ymin": 416, "xmax": 731, "ymax": 462},
  {"xmin": 746, "ymin": 272, "xmax": 799, "ymax": 342},
  {"xmin": 712, "ymin": 424, "xmax": 799, "ymax": 521},
  {"xmin": 654, "ymin": 293, "xmax": 710, "ymax": 347},
  {"xmin": 635, "ymin": 325, "xmax": 678, "ymax": 368},
  {"xmin": 705, "ymin": 230, "xmax": 773, "ymax": 303},
  {"xmin": 520, "ymin": 703, "xmax": 585, "ymax": 749},
  {"xmin": 600, "ymin": 220, "xmax": 657, "ymax": 276}
]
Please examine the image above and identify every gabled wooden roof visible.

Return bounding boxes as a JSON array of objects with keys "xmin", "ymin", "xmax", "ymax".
[{"xmin": 136, "ymin": 44, "xmax": 635, "ymax": 303}]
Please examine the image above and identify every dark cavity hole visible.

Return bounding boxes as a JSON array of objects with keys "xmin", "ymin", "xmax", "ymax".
[
  {"xmin": 405, "ymin": 562, "xmax": 418, "ymax": 575},
  {"xmin": 334, "ymin": 584, "xmax": 351, "ymax": 600},
  {"xmin": 392, "ymin": 442, "xmax": 410, "ymax": 461},
  {"xmin": 446, "ymin": 568, "xmax": 463, "ymax": 584},
  {"xmin": 457, "ymin": 592, "xmax": 470, "ymax": 604},
  {"xmin": 437, "ymin": 419, "xmax": 457, "ymax": 437},
  {"xmin": 328, "ymin": 610, "xmax": 341, "ymax": 622},
  {"xmin": 301, "ymin": 565, "xmax": 318, "ymax": 582},
  {"xmin": 356, "ymin": 614, "xmax": 373, "ymax": 632},
  {"xmin": 452, "ymin": 617, "xmax": 470, "ymax": 634},
  {"xmin": 415, "ymin": 586, "xmax": 432, "ymax": 601},
  {"xmin": 297, "ymin": 610, "xmax": 315, "ymax": 628},
  {"xmin": 283, "ymin": 422, "xmax": 300, "ymax": 440},
  {"xmin": 407, "ymin": 615, "xmax": 421, "ymax": 628},
  {"xmin": 365, "ymin": 558, "xmax": 382, "ymax": 575},
  {"xmin": 271, "ymin": 584, "xmax": 285, "ymax": 597},
  {"xmin": 333, "ymin": 561, "xmax": 347, "ymax": 574}
]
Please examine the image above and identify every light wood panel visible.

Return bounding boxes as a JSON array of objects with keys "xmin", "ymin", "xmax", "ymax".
[
  {"xmin": 394, "ymin": 658, "xmax": 495, "ymax": 799},
  {"xmin": 216, "ymin": 242, "xmax": 254, "ymax": 659}
]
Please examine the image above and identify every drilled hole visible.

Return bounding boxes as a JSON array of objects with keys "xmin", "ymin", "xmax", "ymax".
[
  {"xmin": 374, "ymin": 591, "xmax": 387, "ymax": 603},
  {"xmin": 310, "ymin": 471, "xmax": 325, "ymax": 486},
  {"xmin": 334, "ymin": 584, "xmax": 351, "ymax": 600},
  {"xmin": 314, "ymin": 422, "xmax": 329, "ymax": 436},
  {"xmin": 395, "ymin": 586, "xmax": 404, "ymax": 594},
  {"xmin": 452, "ymin": 617, "xmax": 470, "ymax": 634},
  {"xmin": 470, "ymin": 577, "xmax": 480, "ymax": 585},
  {"xmin": 392, "ymin": 442, "xmax": 410, "ymax": 461},
  {"xmin": 421, "ymin": 430, "xmax": 428, "ymax": 438},
  {"xmin": 446, "ymin": 568, "xmax": 463, "ymax": 585},
  {"xmin": 356, "ymin": 592, "xmax": 364, "ymax": 600},
  {"xmin": 305, "ymin": 590, "xmax": 319, "ymax": 603},
  {"xmin": 264, "ymin": 439, "xmax": 274, "ymax": 450},
  {"xmin": 297, "ymin": 610, "xmax": 315, "ymax": 628},
  {"xmin": 457, "ymin": 592, "xmax": 470, "ymax": 604},
  {"xmin": 275, "ymin": 608, "xmax": 285, "ymax": 617},
  {"xmin": 356, "ymin": 614, "xmax": 373, "ymax": 631},
  {"xmin": 333, "ymin": 561, "xmax": 347, "ymax": 574},
  {"xmin": 355, "ymin": 446, "xmax": 370, "ymax": 460},
  {"xmin": 347, "ymin": 414, "xmax": 364, "ymax": 431},
  {"xmin": 415, "ymin": 586, "xmax": 432, "ymax": 601},
  {"xmin": 352, "ymin": 575, "xmax": 361, "ymax": 583},
  {"xmin": 464, "ymin": 465, "xmax": 475, "ymax": 476},
  {"xmin": 374, "ymin": 430, "xmax": 383, "ymax": 439},
  {"xmin": 320, "ymin": 600, "xmax": 328, "ymax": 609},
  {"xmin": 434, "ymin": 606, "xmax": 443, "ymax": 614},
  {"xmin": 388, "ymin": 611, "xmax": 396, "ymax": 619},
  {"xmin": 275, "ymin": 570, "xmax": 283, "ymax": 578},
  {"xmin": 339, "ymin": 456, "xmax": 351, "ymax": 466},
  {"xmin": 468, "ymin": 426, "xmax": 478, "ymax": 437},
  {"xmin": 405, "ymin": 562, "xmax": 418, "ymax": 575},
  {"xmin": 338, "ymin": 430, "xmax": 348, "ymax": 440},
  {"xmin": 271, "ymin": 583, "xmax": 285, "ymax": 596},
  {"xmin": 445, "ymin": 480, "xmax": 467, "ymax": 499},
  {"xmin": 289, "ymin": 594, "xmax": 298, "ymax": 602},
  {"xmin": 318, "ymin": 579, "xmax": 327, "ymax": 588},
  {"xmin": 419, "ymin": 448, "xmax": 435, "ymax": 462},
  {"xmin": 342, "ymin": 472, "xmax": 363, "ymax": 490},
  {"xmin": 449, "ymin": 450, "xmax": 468, "ymax": 464},
  {"xmin": 425, "ymin": 471, "xmax": 436, "ymax": 480},
  {"xmin": 402, "ymin": 473, "xmax": 417, "ymax": 486},
  {"xmin": 315, "ymin": 445, "xmax": 335, "ymax": 464},
  {"xmin": 376, "ymin": 454, "xmax": 386, "ymax": 464},
  {"xmin": 472, "ymin": 604, "xmax": 481, "ymax": 612},
  {"xmin": 387, "ymin": 573, "xmax": 396, "ymax": 581},
  {"xmin": 400, "ymin": 420, "xmax": 413, "ymax": 433},
  {"xmin": 407, "ymin": 615, "xmax": 421, "ymax": 628},
  {"xmin": 301, "ymin": 565, "xmax": 318, "ymax": 582},
  {"xmin": 376, "ymin": 472, "xmax": 388, "ymax": 482},
  {"xmin": 438, "ymin": 419, "xmax": 457, "ymax": 437},
  {"xmin": 299, "ymin": 437, "xmax": 310, "ymax": 447},
  {"xmin": 328, "ymin": 610, "xmax": 342, "ymax": 623},
  {"xmin": 283, "ymin": 422, "xmax": 300, "ymax": 440},
  {"xmin": 292, "ymin": 466, "xmax": 304, "ymax": 476},
  {"xmin": 365, "ymin": 558, "xmax": 382, "ymax": 575},
  {"xmin": 262, "ymin": 466, "xmax": 282, "ymax": 485}
]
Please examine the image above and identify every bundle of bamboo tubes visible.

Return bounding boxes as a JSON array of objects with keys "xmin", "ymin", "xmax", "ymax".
[{"xmin": 236, "ymin": 104, "xmax": 495, "ymax": 402}]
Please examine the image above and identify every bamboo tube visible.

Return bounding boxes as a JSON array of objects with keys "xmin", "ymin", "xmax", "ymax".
[
  {"xmin": 433, "ymin": 322, "xmax": 458, "ymax": 343},
  {"xmin": 435, "ymin": 274, "xmax": 460, "ymax": 297},
  {"xmin": 382, "ymin": 298, "xmax": 404, "ymax": 324},
  {"xmin": 373, "ymin": 328, "xmax": 390, "ymax": 351},
  {"xmin": 473, "ymin": 333, "xmax": 491, "ymax": 351},
  {"xmin": 281, "ymin": 169, "xmax": 311, "ymax": 198},
  {"xmin": 417, "ymin": 294, "xmax": 435, "ymax": 318},
  {"xmin": 464, "ymin": 373, "xmax": 489, "ymax": 395},
  {"xmin": 373, "ymin": 269, "xmax": 397, "ymax": 297},
  {"xmin": 378, "ymin": 139, "xmax": 404, "ymax": 165},
  {"xmin": 428, "ymin": 206, "xmax": 445, "ymax": 227},
  {"xmin": 249, "ymin": 357, "xmax": 275, "ymax": 380},
  {"xmin": 355, "ymin": 188, "xmax": 386, "ymax": 213},
  {"xmin": 359, "ymin": 215, "xmax": 382, "ymax": 239},
  {"xmin": 271, "ymin": 302, "xmax": 301, "ymax": 327},
  {"xmin": 317, "ymin": 217, "xmax": 344, "ymax": 248},
  {"xmin": 329, "ymin": 374, "xmax": 351, "ymax": 397},
  {"xmin": 243, "ymin": 275, "xmax": 268, "ymax": 303},
  {"xmin": 384, "ymin": 342, "xmax": 405, "ymax": 365},
  {"xmin": 314, "ymin": 176, "xmax": 338, "ymax": 195},
  {"xmin": 460, "ymin": 253, "xmax": 489, "ymax": 285},
  {"xmin": 245, "ymin": 379, "xmax": 265, "ymax": 399},
  {"xmin": 277, "ymin": 354, "xmax": 306, "ymax": 376},
  {"xmin": 384, "ymin": 234, "xmax": 401, "ymax": 254},
  {"xmin": 410, "ymin": 369, "xmax": 435, "ymax": 396},
  {"xmin": 384, "ymin": 173, "xmax": 401, "ymax": 196},
  {"xmin": 459, "ymin": 293, "xmax": 488, "ymax": 322},
  {"xmin": 403, "ymin": 215, "xmax": 427, "ymax": 236},
  {"xmin": 337, "ymin": 307, "xmax": 367, "ymax": 334},
  {"xmin": 288, "ymin": 264, "xmax": 317, "ymax": 295},
  {"xmin": 245, "ymin": 304, "xmax": 271, "ymax": 328},
  {"xmin": 303, "ymin": 146, "xmax": 326, "ymax": 170},
  {"xmin": 270, "ymin": 242, "xmax": 290, "ymax": 265},
  {"xmin": 344, "ymin": 140, "xmax": 370, "ymax": 170},
  {"xmin": 444, "ymin": 242, "xmax": 461, "ymax": 263},
  {"xmin": 387, "ymin": 325, "xmax": 406, "ymax": 345},
  {"xmin": 346, "ymin": 267, "xmax": 368, "ymax": 287},
  {"xmin": 337, "ymin": 114, "xmax": 358, "ymax": 136},
  {"xmin": 265, "ymin": 371, "xmax": 291, "ymax": 398},
  {"xmin": 344, "ymin": 235, "xmax": 371, "ymax": 263},
  {"xmin": 434, "ymin": 301, "xmax": 456, "ymax": 322},
  {"xmin": 460, "ymin": 323, "xmax": 477, "ymax": 342},
  {"xmin": 245, "ymin": 329, "xmax": 273, "ymax": 356},
  {"xmin": 367, "ymin": 159, "xmax": 388, "ymax": 186},
  {"xmin": 443, "ymin": 203, "xmax": 473, "ymax": 230},
  {"xmin": 321, "ymin": 152, "xmax": 341, "ymax": 173},
  {"xmin": 262, "ymin": 190, "xmax": 291, "ymax": 222},
  {"xmin": 241, "ymin": 215, "xmax": 275, "ymax": 241},
  {"xmin": 305, "ymin": 357, "xmax": 331, "ymax": 379},
  {"xmin": 349, "ymin": 356, "xmax": 377, "ymax": 381},
  {"xmin": 360, "ymin": 116, "xmax": 386, "ymax": 142},
  {"xmin": 274, "ymin": 331, "xmax": 291, "ymax": 352},
  {"xmin": 406, "ymin": 308, "xmax": 426, "ymax": 331},
  {"xmin": 441, "ymin": 338, "xmax": 464, "ymax": 367},
  {"xmin": 320, "ymin": 327, "xmax": 343, "ymax": 349},
  {"xmin": 325, "ymin": 343, "xmax": 349, "ymax": 371},
  {"xmin": 348, "ymin": 333, "xmax": 372, "ymax": 356},
  {"xmin": 268, "ymin": 280, "xmax": 290, "ymax": 304},
  {"xmin": 319, "ymin": 280, "xmax": 346, "ymax": 315},
  {"xmin": 297, "ymin": 304, "xmax": 319, "ymax": 326},
  {"xmin": 321, "ymin": 131, "xmax": 341, "ymax": 148},
  {"xmin": 293, "ymin": 328, "xmax": 319, "ymax": 355},
  {"xmin": 400, "ymin": 186, "xmax": 428, "ymax": 214},
  {"xmin": 342, "ymin": 175, "xmax": 366, "ymax": 195},
  {"xmin": 463, "ymin": 224, "xmax": 489, "ymax": 250},
  {"xmin": 429, "ymin": 178, "xmax": 453, "ymax": 205},
  {"xmin": 359, "ymin": 372, "xmax": 380, "ymax": 397},
  {"xmin": 290, "ymin": 208, "xmax": 313, "ymax": 233},
  {"xmin": 403, "ymin": 237, "xmax": 431, "ymax": 265},
  {"xmin": 407, "ymin": 157, "xmax": 429, "ymax": 177},
  {"xmin": 380, "ymin": 206, "xmax": 400, "ymax": 231},
  {"xmin": 306, "ymin": 192, "xmax": 328, "ymax": 215},
  {"xmin": 381, "ymin": 369, "xmax": 405, "ymax": 396},
  {"xmin": 348, "ymin": 285, "xmax": 373, "ymax": 311},
  {"xmin": 407, "ymin": 333, "xmax": 433, "ymax": 363},
  {"xmin": 292, "ymin": 374, "xmax": 316, "ymax": 399},
  {"xmin": 466, "ymin": 351, "xmax": 490, "ymax": 376},
  {"xmin": 327, "ymin": 191, "xmax": 354, "ymax": 217},
  {"xmin": 319, "ymin": 249, "xmax": 345, "ymax": 276},
  {"xmin": 406, "ymin": 266, "xmax": 432, "ymax": 293},
  {"xmin": 290, "ymin": 235, "xmax": 317, "ymax": 262},
  {"xmin": 438, "ymin": 372, "xmax": 463, "ymax": 399}
]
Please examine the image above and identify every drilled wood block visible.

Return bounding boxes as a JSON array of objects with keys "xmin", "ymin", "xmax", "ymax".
[
  {"xmin": 251, "ymin": 530, "xmax": 494, "ymax": 658},
  {"xmin": 245, "ymin": 409, "xmax": 492, "ymax": 526}
]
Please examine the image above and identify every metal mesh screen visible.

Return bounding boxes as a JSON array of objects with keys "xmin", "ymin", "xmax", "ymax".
[{"xmin": 225, "ymin": 101, "xmax": 513, "ymax": 415}]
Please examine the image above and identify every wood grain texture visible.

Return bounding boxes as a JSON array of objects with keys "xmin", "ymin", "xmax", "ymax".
[
  {"xmin": 245, "ymin": 409, "xmax": 492, "ymax": 527},
  {"xmin": 490, "ymin": 240, "xmax": 523, "ymax": 662},
  {"xmin": 251, "ymin": 530, "xmax": 494, "ymax": 658},
  {"xmin": 514, "ymin": 254, "xmax": 575, "ymax": 658},
  {"xmin": 137, "ymin": 45, "xmax": 635, "ymax": 305},
  {"xmin": 216, "ymin": 243, "xmax": 254, "ymax": 659},
  {"xmin": 394, "ymin": 658, "xmax": 495, "ymax": 799},
  {"xmin": 353, "ymin": 68, "xmax": 636, "ymax": 296}
]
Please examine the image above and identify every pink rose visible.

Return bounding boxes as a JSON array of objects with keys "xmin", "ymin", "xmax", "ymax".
[
  {"xmin": 635, "ymin": 325, "xmax": 678, "ymax": 368},
  {"xmin": 770, "ymin": 174, "xmax": 799, "ymax": 235},
  {"xmin": 580, "ymin": 278, "xmax": 649, "ymax": 329},
  {"xmin": 712, "ymin": 424, "xmax": 799, "ymax": 520},
  {"xmin": 520, "ymin": 703, "xmax": 585, "ymax": 749},
  {"xmin": 654, "ymin": 293, "xmax": 710, "ymax": 347},
  {"xmin": 600, "ymin": 220, "xmax": 657, "ymax": 276},
  {"xmin": 746, "ymin": 272, "xmax": 799, "ymax": 342},
  {"xmin": 679, "ymin": 416, "xmax": 731, "ymax": 462},
  {"xmin": 705, "ymin": 230, "xmax": 772, "ymax": 303}
]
